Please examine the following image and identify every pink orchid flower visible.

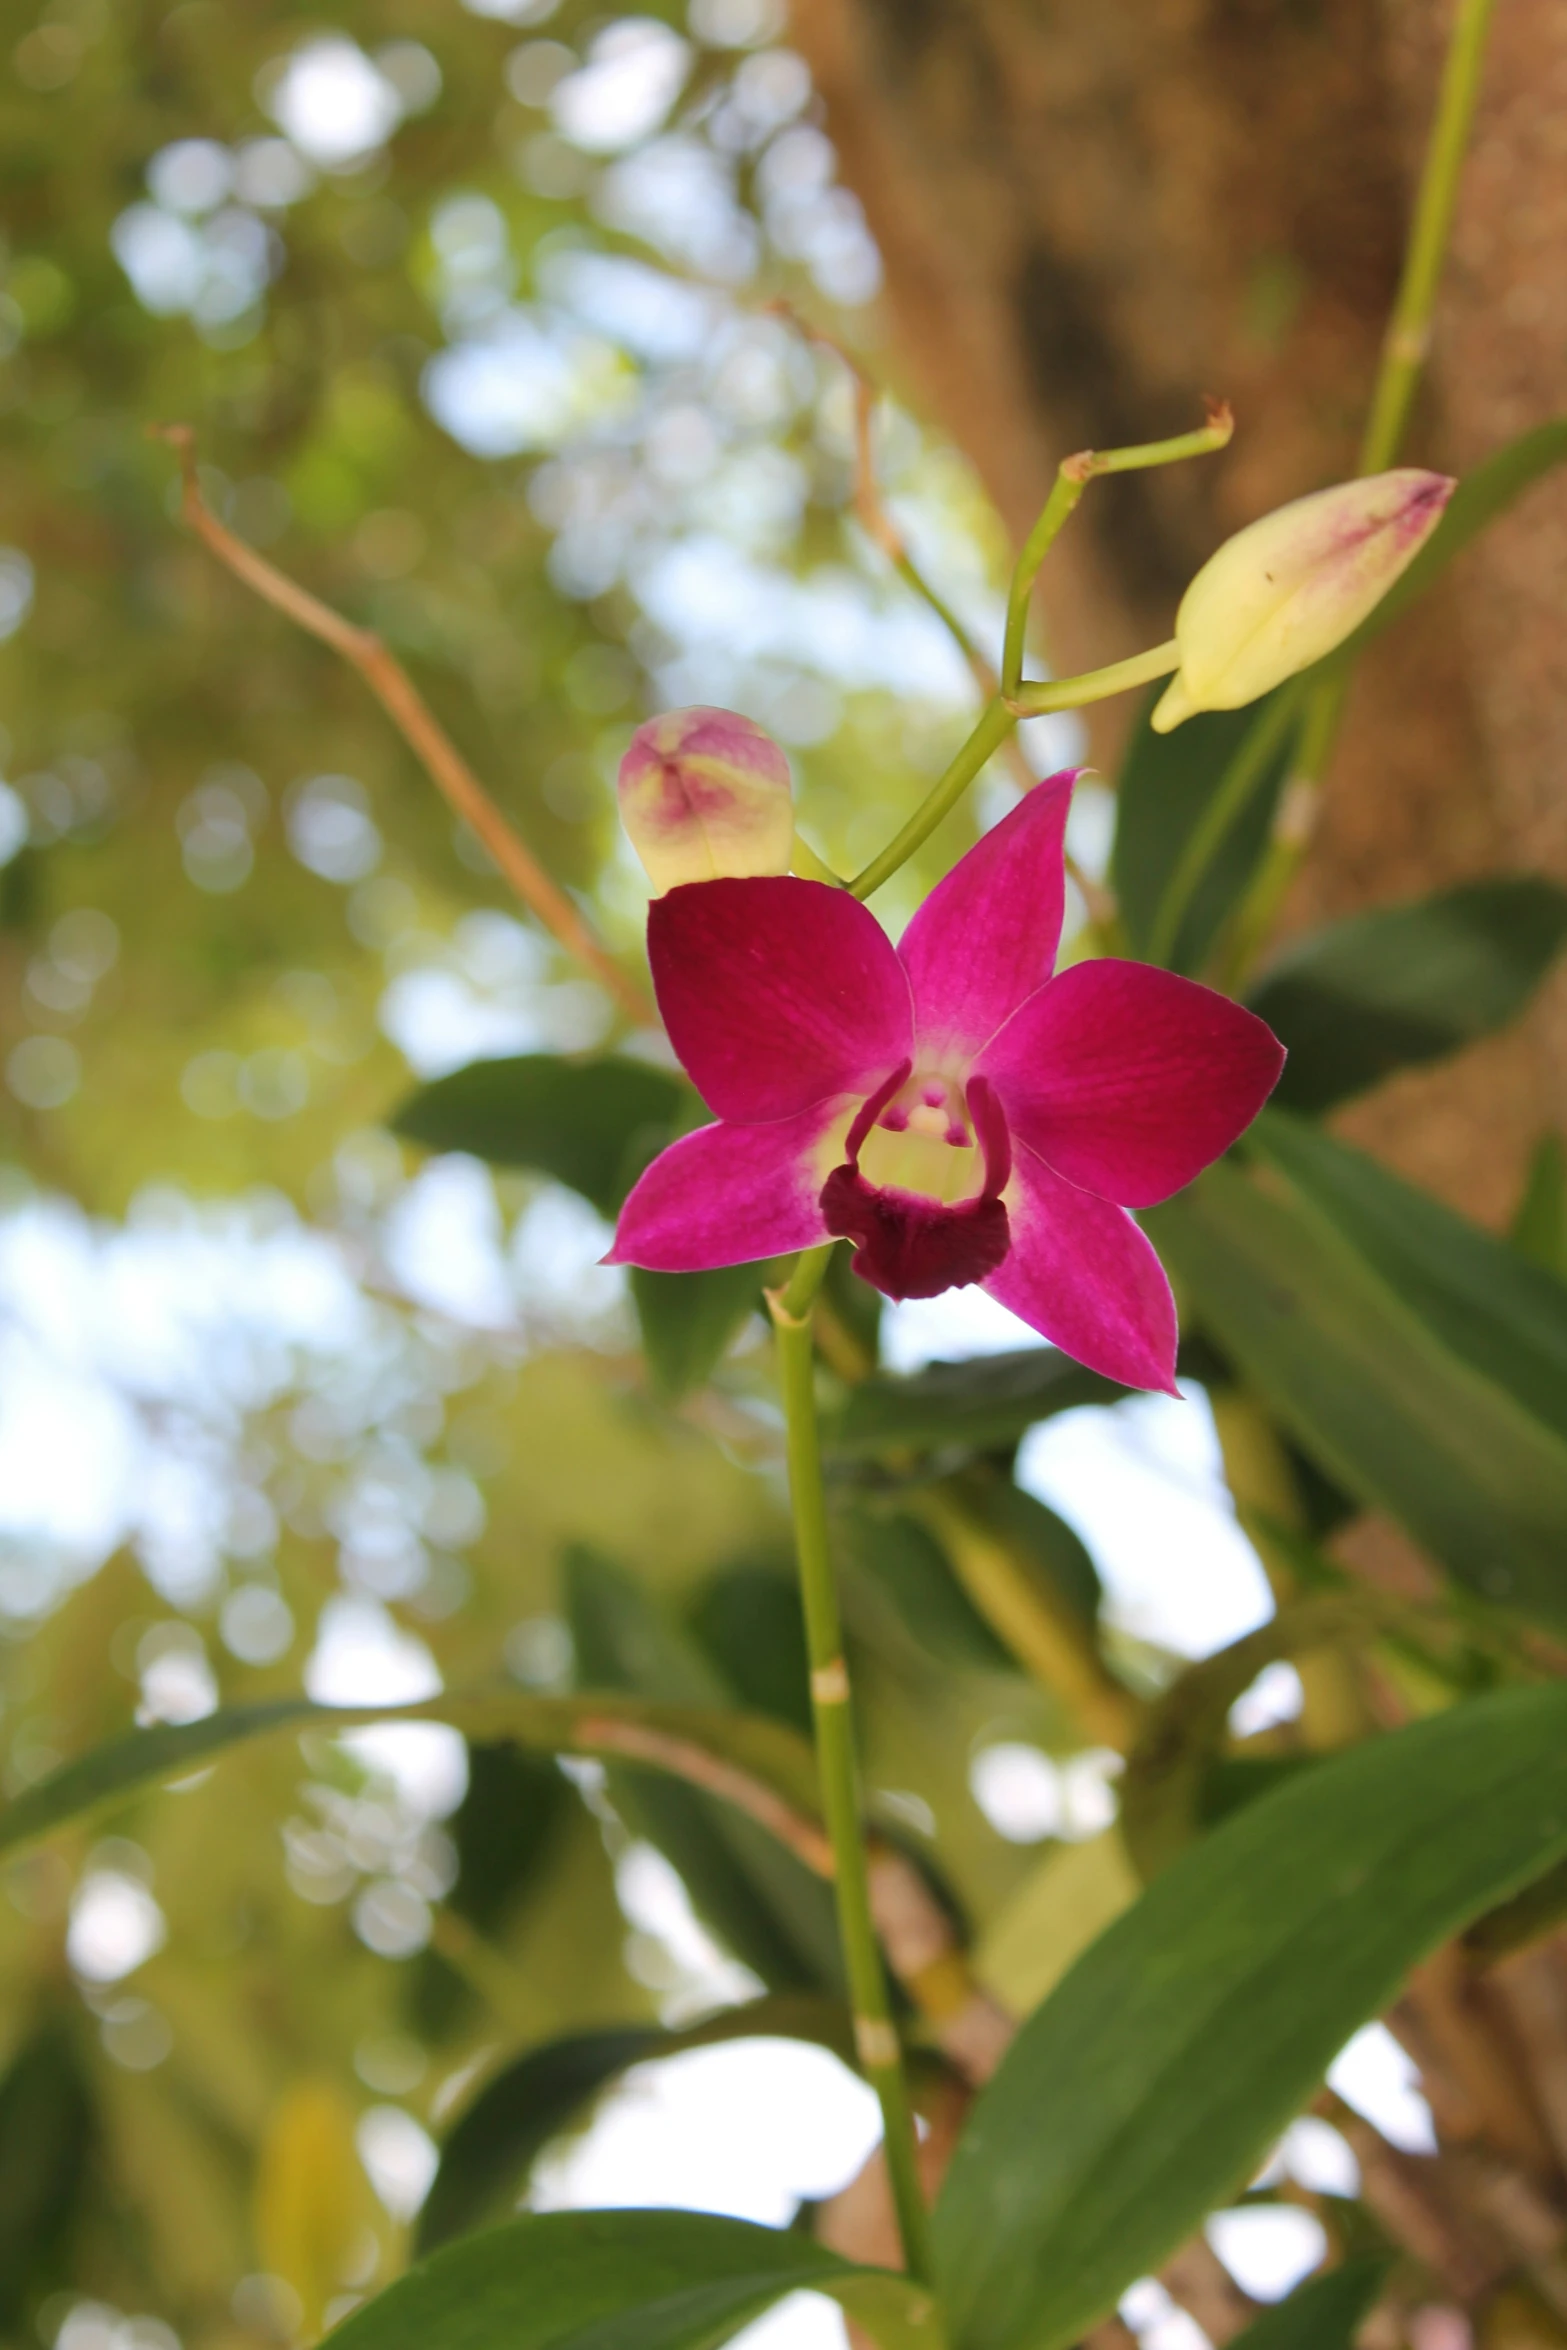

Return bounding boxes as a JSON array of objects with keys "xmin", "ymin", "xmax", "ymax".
[{"xmin": 609, "ymin": 771, "xmax": 1283, "ymax": 1393}]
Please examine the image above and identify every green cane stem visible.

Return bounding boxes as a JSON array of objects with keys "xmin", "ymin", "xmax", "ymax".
[
  {"xmin": 769, "ymin": 1244, "xmax": 931, "ymax": 2282},
  {"xmin": 1223, "ymin": 0, "xmax": 1496, "ymax": 988}
]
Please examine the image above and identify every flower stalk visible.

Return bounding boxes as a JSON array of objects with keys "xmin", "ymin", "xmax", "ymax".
[
  {"xmin": 1001, "ymin": 405, "xmax": 1233, "ymax": 699},
  {"xmin": 768, "ymin": 1243, "xmax": 931, "ymax": 2283},
  {"xmin": 849, "ymin": 698, "xmax": 1014, "ymax": 902}
]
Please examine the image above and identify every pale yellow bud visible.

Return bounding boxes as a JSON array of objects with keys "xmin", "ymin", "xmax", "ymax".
[
  {"xmin": 617, "ymin": 706, "xmax": 794, "ymax": 892},
  {"xmin": 1151, "ymin": 469, "xmax": 1454, "ymax": 732}
]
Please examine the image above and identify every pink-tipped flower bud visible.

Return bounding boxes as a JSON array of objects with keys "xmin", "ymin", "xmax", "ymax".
[
  {"xmin": 617, "ymin": 706, "xmax": 795, "ymax": 893},
  {"xmin": 1151, "ymin": 468, "xmax": 1455, "ymax": 732}
]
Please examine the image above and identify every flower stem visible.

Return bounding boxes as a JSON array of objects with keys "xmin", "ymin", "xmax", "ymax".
[
  {"xmin": 1219, "ymin": 0, "xmax": 1495, "ymax": 989},
  {"xmin": 850, "ymin": 697, "xmax": 1014, "ymax": 902},
  {"xmin": 769, "ymin": 1245, "xmax": 931, "ymax": 2282},
  {"xmin": 1001, "ymin": 407, "xmax": 1233, "ymax": 699},
  {"xmin": 1008, "ymin": 639, "xmax": 1180, "ymax": 718}
]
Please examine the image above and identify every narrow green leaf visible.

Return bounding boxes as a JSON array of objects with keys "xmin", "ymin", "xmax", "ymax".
[
  {"xmin": 446, "ymin": 1743, "xmax": 570, "ymax": 1936},
  {"xmin": 0, "ymin": 1690, "xmax": 822, "ymax": 1864},
  {"xmin": 933, "ymin": 1684, "xmax": 1567, "ymax": 2350},
  {"xmin": 1222, "ymin": 2260, "xmax": 1390, "ymax": 2350},
  {"xmin": 1113, "ymin": 690, "xmax": 1295, "ymax": 975},
  {"xmin": 564, "ymin": 1548, "xmax": 844, "ymax": 1994},
  {"xmin": 391, "ymin": 1055, "xmax": 685, "ymax": 1218},
  {"xmin": 1146, "ymin": 1151, "xmax": 1567, "ymax": 1626},
  {"xmin": 413, "ymin": 1742, "xmax": 572, "ymax": 2038},
  {"xmin": 960, "ymin": 1480, "xmax": 1101, "ymax": 1631},
  {"xmin": 418, "ymin": 1996, "xmax": 855, "ymax": 2251},
  {"xmin": 0, "ymin": 2020, "xmax": 95, "ymax": 2324},
  {"xmin": 832, "ymin": 1349, "xmax": 1120, "ymax": 1460},
  {"xmin": 1251, "ymin": 1110, "xmax": 1567, "ymax": 1449},
  {"xmin": 332, "ymin": 2209, "xmax": 942, "ymax": 2350},
  {"xmin": 687, "ymin": 1565, "xmax": 813, "ymax": 1736},
  {"xmin": 1249, "ymin": 877, "xmax": 1567, "ymax": 1112},
  {"xmin": 1118, "ymin": 1595, "xmax": 1372, "ymax": 1879},
  {"xmin": 1511, "ymin": 1133, "xmax": 1567, "ymax": 1278},
  {"xmin": 632, "ymin": 1262, "xmax": 768, "ymax": 1399},
  {"xmin": 849, "ymin": 1512, "xmax": 1016, "ymax": 1673}
]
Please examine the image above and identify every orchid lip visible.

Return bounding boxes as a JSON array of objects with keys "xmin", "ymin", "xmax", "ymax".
[{"xmin": 821, "ymin": 1065, "xmax": 1015, "ymax": 1301}]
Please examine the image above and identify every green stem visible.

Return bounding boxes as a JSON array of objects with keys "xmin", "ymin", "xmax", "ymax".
[
  {"xmin": 1145, "ymin": 685, "xmax": 1304, "ymax": 970},
  {"xmin": 849, "ymin": 641, "xmax": 1181, "ymax": 906},
  {"xmin": 791, "ymin": 828, "xmax": 846, "ymax": 887},
  {"xmin": 1002, "ymin": 410, "xmax": 1233, "ymax": 698},
  {"xmin": 1009, "ymin": 639, "xmax": 1180, "ymax": 718},
  {"xmin": 850, "ymin": 698, "xmax": 1013, "ymax": 902},
  {"xmin": 1220, "ymin": 0, "xmax": 1495, "ymax": 992},
  {"xmin": 1358, "ymin": 0, "xmax": 1497, "ymax": 476},
  {"xmin": 1215, "ymin": 677, "xmax": 1346, "ymax": 990},
  {"xmin": 769, "ymin": 1245, "xmax": 931, "ymax": 2282}
]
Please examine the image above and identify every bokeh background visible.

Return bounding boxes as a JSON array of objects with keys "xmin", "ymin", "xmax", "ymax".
[{"xmin": 0, "ymin": 5, "xmax": 1526, "ymax": 2349}]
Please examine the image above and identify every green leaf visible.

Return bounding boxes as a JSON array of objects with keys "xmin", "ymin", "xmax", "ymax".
[
  {"xmin": 1222, "ymin": 2260, "xmax": 1390, "ymax": 2350},
  {"xmin": 1251, "ymin": 1110, "xmax": 1567, "ymax": 1450},
  {"xmin": 333, "ymin": 2209, "xmax": 941, "ymax": 2350},
  {"xmin": 413, "ymin": 1742, "xmax": 572, "ymax": 2039},
  {"xmin": 1511, "ymin": 1133, "xmax": 1567, "ymax": 1278},
  {"xmin": 1113, "ymin": 689, "xmax": 1296, "ymax": 975},
  {"xmin": 687, "ymin": 1565, "xmax": 813, "ymax": 1736},
  {"xmin": 961, "ymin": 1480, "xmax": 1101, "ymax": 1631},
  {"xmin": 932, "ymin": 1683, "xmax": 1567, "ymax": 2350},
  {"xmin": 1146, "ymin": 1136, "xmax": 1567, "ymax": 1627},
  {"xmin": 1118, "ymin": 1595, "xmax": 1372, "ymax": 1879},
  {"xmin": 418, "ymin": 1996, "xmax": 855, "ymax": 2252},
  {"xmin": 1248, "ymin": 877, "xmax": 1567, "ymax": 1112},
  {"xmin": 0, "ymin": 2020, "xmax": 95, "ymax": 2325},
  {"xmin": 0, "ymin": 1689, "xmax": 822, "ymax": 1866},
  {"xmin": 447, "ymin": 1743, "xmax": 571, "ymax": 1936},
  {"xmin": 632, "ymin": 1262, "xmax": 768, "ymax": 1399},
  {"xmin": 391, "ymin": 1055, "xmax": 685, "ymax": 1218},
  {"xmin": 832, "ymin": 1349, "xmax": 1120, "ymax": 1460},
  {"xmin": 849, "ymin": 1511, "xmax": 1015, "ymax": 1673},
  {"xmin": 564, "ymin": 1547, "xmax": 844, "ymax": 1993}
]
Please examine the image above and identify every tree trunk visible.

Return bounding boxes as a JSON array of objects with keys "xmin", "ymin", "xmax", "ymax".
[{"xmin": 790, "ymin": 0, "xmax": 1567, "ymax": 1222}]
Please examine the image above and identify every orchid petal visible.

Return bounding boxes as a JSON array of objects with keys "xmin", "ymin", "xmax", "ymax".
[
  {"xmin": 649, "ymin": 877, "xmax": 913, "ymax": 1123},
  {"xmin": 607, "ymin": 1103, "xmax": 844, "ymax": 1272},
  {"xmin": 897, "ymin": 772, "xmax": 1076, "ymax": 1059},
  {"xmin": 984, "ymin": 1142, "xmax": 1178, "ymax": 1393},
  {"xmin": 978, "ymin": 959, "xmax": 1284, "ymax": 1207}
]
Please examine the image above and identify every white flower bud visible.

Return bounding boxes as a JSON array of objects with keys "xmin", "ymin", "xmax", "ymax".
[{"xmin": 1152, "ymin": 469, "xmax": 1455, "ymax": 731}]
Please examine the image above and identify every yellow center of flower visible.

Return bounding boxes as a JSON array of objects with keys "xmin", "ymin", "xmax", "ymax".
[{"xmin": 855, "ymin": 1074, "xmax": 983, "ymax": 1205}]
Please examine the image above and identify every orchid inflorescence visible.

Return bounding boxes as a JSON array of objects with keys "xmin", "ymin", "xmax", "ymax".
[
  {"xmin": 611, "ymin": 751, "xmax": 1280, "ymax": 1392},
  {"xmin": 609, "ymin": 464, "xmax": 1451, "ymax": 1396},
  {"xmin": 600, "ymin": 449, "xmax": 1454, "ymax": 2277}
]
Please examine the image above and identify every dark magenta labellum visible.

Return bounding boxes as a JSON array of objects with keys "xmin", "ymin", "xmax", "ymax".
[{"xmin": 819, "ymin": 1167, "xmax": 1011, "ymax": 1300}]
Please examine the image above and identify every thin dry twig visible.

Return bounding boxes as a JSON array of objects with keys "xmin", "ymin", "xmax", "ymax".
[{"xmin": 151, "ymin": 425, "xmax": 654, "ymax": 1029}]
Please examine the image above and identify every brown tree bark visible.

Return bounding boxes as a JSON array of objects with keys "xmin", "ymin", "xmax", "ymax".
[{"xmin": 789, "ymin": 0, "xmax": 1567, "ymax": 1222}]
